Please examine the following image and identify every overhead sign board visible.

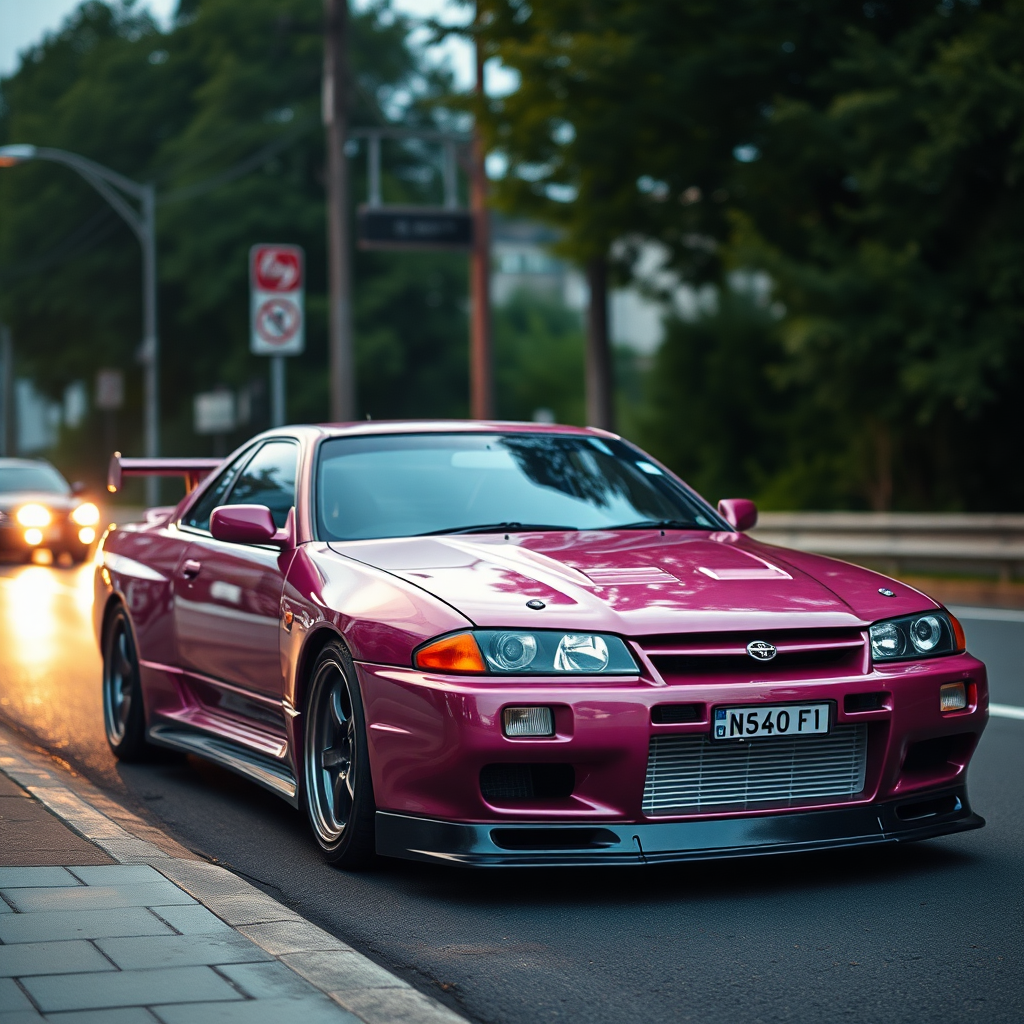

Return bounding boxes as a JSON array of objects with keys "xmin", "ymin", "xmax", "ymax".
[
  {"xmin": 357, "ymin": 205, "xmax": 473, "ymax": 250},
  {"xmin": 250, "ymin": 244, "xmax": 304, "ymax": 356}
]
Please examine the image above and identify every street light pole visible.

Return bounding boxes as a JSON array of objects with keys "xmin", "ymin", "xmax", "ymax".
[
  {"xmin": 469, "ymin": 19, "xmax": 494, "ymax": 420},
  {"xmin": 323, "ymin": 0, "xmax": 356, "ymax": 423},
  {"xmin": 0, "ymin": 144, "xmax": 160, "ymax": 504}
]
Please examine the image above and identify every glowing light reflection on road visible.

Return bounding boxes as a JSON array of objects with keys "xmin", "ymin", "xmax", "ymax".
[{"xmin": 0, "ymin": 564, "xmax": 98, "ymax": 744}]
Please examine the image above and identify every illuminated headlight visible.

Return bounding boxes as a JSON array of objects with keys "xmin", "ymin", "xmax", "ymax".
[
  {"xmin": 870, "ymin": 611, "xmax": 963, "ymax": 662},
  {"xmin": 78, "ymin": 527, "xmax": 97, "ymax": 545},
  {"xmin": 71, "ymin": 502, "xmax": 100, "ymax": 527},
  {"xmin": 479, "ymin": 630, "xmax": 636, "ymax": 674},
  {"xmin": 17, "ymin": 503, "xmax": 51, "ymax": 528}
]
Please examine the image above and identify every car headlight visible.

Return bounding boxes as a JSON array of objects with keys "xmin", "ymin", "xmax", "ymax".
[
  {"xmin": 16, "ymin": 503, "xmax": 51, "ymax": 528},
  {"xmin": 869, "ymin": 611, "xmax": 965, "ymax": 662},
  {"xmin": 71, "ymin": 502, "xmax": 100, "ymax": 526},
  {"xmin": 415, "ymin": 630, "xmax": 638, "ymax": 675}
]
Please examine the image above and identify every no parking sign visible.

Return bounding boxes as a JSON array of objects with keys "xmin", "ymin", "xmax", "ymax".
[{"xmin": 250, "ymin": 244, "xmax": 304, "ymax": 355}]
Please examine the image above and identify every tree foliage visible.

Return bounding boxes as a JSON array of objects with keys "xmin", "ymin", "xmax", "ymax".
[
  {"xmin": 0, "ymin": 0, "xmax": 470, "ymax": 482},
  {"xmin": 479, "ymin": 0, "xmax": 1024, "ymax": 510}
]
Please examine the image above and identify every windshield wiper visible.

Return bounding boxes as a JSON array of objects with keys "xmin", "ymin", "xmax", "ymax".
[
  {"xmin": 423, "ymin": 521, "xmax": 579, "ymax": 536},
  {"xmin": 601, "ymin": 519, "xmax": 703, "ymax": 531}
]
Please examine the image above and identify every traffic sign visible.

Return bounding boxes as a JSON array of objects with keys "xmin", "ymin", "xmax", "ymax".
[
  {"xmin": 250, "ymin": 244, "xmax": 304, "ymax": 355},
  {"xmin": 357, "ymin": 205, "xmax": 473, "ymax": 250}
]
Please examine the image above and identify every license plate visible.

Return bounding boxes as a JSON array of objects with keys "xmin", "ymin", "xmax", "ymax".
[{"xmin": 712, "ymin": 703, "xmax": 830, "ymax": 741}]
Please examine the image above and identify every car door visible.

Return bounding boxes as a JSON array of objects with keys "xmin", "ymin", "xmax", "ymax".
[{"xmin": 173, "ymin": 439, "xmax": 299, "ymax": 705}]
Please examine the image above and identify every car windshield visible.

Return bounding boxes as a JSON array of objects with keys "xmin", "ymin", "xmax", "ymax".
[
  {"xmin": 315, "ymin": 433, "xmax": 722, "ymax": 541},
  {"xmin": 0, "ymin": 464, "xmax": 70, "ymax": 495}
]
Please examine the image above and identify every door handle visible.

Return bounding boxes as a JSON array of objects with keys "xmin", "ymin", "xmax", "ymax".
[{"xmin": 181, "ymin": 559, "xmax": 202, "ymax": 579}]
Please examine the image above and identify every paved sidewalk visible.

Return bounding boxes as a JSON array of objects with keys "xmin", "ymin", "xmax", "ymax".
[{"xmin": 0, "ymin": 729, "xmax": 466, "ymax": 1024}]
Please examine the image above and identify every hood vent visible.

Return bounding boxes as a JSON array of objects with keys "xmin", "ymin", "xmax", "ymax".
[{"xmin": 584, "ymin": 566, "xmax": 679, "ymax": 586}]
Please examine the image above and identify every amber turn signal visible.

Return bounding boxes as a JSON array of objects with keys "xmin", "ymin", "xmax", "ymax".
[
  {"xmin": 415, "ymin": 632, "xmax": 486, "ymax": 673},
  {"xmin": 947, "ymin": 612, "xmax": 966, "ymax": 654}
]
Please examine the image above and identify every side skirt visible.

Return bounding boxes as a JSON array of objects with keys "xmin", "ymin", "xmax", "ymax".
[{"xmin": 148, "ymin": 723, "xmax": 299, "ymax": 807}]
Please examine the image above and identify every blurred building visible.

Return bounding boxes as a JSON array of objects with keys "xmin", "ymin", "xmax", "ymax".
[{"xmin": 490, "ymin": 217, "xmax": 716, "ymax": 358}]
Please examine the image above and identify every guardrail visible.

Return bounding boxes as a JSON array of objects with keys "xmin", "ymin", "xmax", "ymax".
[{"xmin": 751, "ymin": 512, "xmax": 1024, "ymax": 581}]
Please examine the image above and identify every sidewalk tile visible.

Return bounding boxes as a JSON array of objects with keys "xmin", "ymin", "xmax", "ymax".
[
  {"xmin": 0, "ymin": 869, "xmax": 78, "ymax": 889},
  {"xmin": 152, "ymin": 996, "xmax": 360, "ymax": 1024},
  {"xmin": 0, "ymin": 908, "xmax": 173, "ymax": 944},
  {"xmin": 22, "ymin": 965, "xmax": 243, "ymax": 1013},
  {"xmin": 4, "ymin": 883, "xmax": 196, "ymax": 913},
  {"xmin": 0, "ymin": 940, "xmax": 114, "ymax": 978},
  {"xmin": 67, "ymin": 866, "xmax": 164, "ymax": 886},
  {"xmin": 334, "ymin": 987, "xmax": 468, "ymax": 1024},
  {"xmin": 216, "ymin": 961, "xmax": 317, "ymax": 1000},
  {"xmin": 238, "ymin": 921, "xmax": 352, "ymax": 955},
  {"xmin": 281, "ymin": 951, "xmax": 407, "ymax": 993},
  {"xmin": 0, "ymin": 1011, "xmax": 44, "ymax": 1022},
  {"xmin": 45, "ymin": 1009, "xmax": 159, "ymax": 1024},
  {"xmin": 149, "ymin": 906, "xmax": 231, "ymax": 935},
  {"xmin": 0, "ymin": 977, "xmax": 35, "ymax": 1012},
  {"xmin": 95, "ymin": 934, "xmax": 271, "ymax": 970},
  {"xmin": 0, "ymin": 898, "xmax": 12, "ymax": 914}
]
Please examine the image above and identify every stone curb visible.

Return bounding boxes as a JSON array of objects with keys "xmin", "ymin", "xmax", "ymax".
[{"xmin": 0, "ymin": 730, "xmax": 468, "ymax": 1024}]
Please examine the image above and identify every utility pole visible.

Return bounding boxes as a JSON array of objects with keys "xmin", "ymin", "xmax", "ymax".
[
  {"xmin": 585, "ymin": 254, "xmax": 614, "ymax": 431},
  {"xmin": 324, "ymin": 0, "xmax": 356, "ymax": 422},
  {"xmin": 0, "ymin": 325, "xmax": 11, "ymax": 456},
  {"xmin": 469, "ymin": 21, "xmax": 493, "ymax": 420}
]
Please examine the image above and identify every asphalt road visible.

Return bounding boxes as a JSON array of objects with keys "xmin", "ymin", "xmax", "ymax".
[{"xmin": 1, "ymin": 561, "xmax": 1021, "ymax": 1023}]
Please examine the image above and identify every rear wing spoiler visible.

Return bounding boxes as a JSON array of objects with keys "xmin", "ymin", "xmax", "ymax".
[{"xmin": 107, "ymin": 453, "xmax": 223, "ymax": 494}]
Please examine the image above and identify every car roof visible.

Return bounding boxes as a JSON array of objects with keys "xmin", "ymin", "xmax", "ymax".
[{"xmin": 311, "ymin": 420, "xmax": 617, "ymax": 440}]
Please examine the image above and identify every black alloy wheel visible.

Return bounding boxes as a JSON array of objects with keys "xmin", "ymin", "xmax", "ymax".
[
  {"xmin": 302, "ymin": 640, "xmax": 376, "ymax": 867},
  {"xmin": 102, "ymin": 606, "xmax": 150, "ymax": 760}
]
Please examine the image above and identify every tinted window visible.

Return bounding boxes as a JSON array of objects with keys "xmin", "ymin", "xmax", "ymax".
[
  {"xmin": 225, "ymin": 441, "xmax": 298, "ymax": 529},
  {"xmin": 316, "ymin": 433, "xmax": 721, "ymax": 541},
  {"xmin": 0, "ymin": 464, "xmax": 69, "ymax": 495},
  {"xmin": 181, "ymin": 450, "xmax": 252, "ymax": 531}
]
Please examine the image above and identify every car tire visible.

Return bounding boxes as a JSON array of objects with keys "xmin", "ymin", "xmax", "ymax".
[
  {"xmin": 302, "ymin": 640, "xmax": 377, "ymax": 868},
  {"xmin": 102, "ymin": 606, "xmax": 151, "ymax": 761}
]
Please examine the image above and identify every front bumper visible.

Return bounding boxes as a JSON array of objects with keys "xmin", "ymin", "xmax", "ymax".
[{"xmin": 376, "ymin": 785, "xmax": 983, "ymax": 866}]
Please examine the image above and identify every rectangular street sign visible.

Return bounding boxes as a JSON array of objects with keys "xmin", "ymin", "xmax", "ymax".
[
  {"xmin": 250, "ymin": 244, "xmax": 305, "ymax": 356},
  {"xmin": 357, "ymin": 205, "xmax": 473, "ymax": 250}
]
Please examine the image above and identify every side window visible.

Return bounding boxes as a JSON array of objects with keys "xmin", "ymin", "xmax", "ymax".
[
  {"xmin": 224, "ymin": 441, "xmax": 298, "ymax": 529},
  {"xmin": 181, "ymin": 450, "xmax": 253, "ymax": 531}
]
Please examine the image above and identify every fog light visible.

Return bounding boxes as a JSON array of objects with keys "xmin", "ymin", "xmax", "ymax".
[
  {"xmin": 78, "ymin": 527, "xmax": 96, "ymax": 545},
  {"xmin": 939, "ymin": 682, "xmax": 967, "ymax": 712},
  {"xmin": 24, "ymin": 528, "xmax": 43, "ymax": 546},
  {"xmin": 503, "ymin": 706, "xmax": 555, "ymax": 737}
]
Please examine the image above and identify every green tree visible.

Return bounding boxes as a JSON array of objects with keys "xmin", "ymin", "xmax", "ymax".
[{"xmin": 0, "ymin": 0, "xmax": 470, "ymax": 486}]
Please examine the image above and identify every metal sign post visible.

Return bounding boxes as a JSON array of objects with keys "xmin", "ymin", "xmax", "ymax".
[{"xmin": 250, "ymin": 244, "xmax": 305, "ymax": 427}]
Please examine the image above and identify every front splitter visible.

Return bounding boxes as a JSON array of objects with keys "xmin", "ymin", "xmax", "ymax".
[{"xmin": 375, "ymin": 788, "xmax": 983, "ymax": 867}]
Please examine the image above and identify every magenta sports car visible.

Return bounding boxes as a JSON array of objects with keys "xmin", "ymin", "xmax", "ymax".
[{"xmin": 95, "ymin": 421, "xmax": 988, "ymax": 867}]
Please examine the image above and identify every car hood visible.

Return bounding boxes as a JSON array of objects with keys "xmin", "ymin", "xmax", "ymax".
[
  {"xmin": 0, "ymin": 492, "xmax": 76, "ymax": 514},
  {"xmin": 329, "ymin": 530, "xmax": 938, "ymax": 635}
]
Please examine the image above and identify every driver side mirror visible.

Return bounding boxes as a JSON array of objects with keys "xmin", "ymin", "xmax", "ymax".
[
  {"xmin": 717, "ymin": 498, "xmax": 758, "ymax": 532},
  {"xmin": 210, "ymin": 504, "xmax": 287, "ymax": 546}
]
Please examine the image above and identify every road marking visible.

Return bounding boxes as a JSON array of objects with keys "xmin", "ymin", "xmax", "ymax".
[
  {"xmin": 949, "ymin": 605, "xmax": 1024, "ymax": 623},
  {"xmin": 990, "ymin": 703, "xmax": 1024, "ymax": 721}
]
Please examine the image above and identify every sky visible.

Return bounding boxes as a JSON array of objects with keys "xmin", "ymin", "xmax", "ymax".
[{"xmin": 0, "ymin": 0, "xmax": 492, "ymax": 89}]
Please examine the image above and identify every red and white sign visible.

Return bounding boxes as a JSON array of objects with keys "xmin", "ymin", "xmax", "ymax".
[{"xmin": 250, "ymin": 244, "xmax": 304, "ymax": 356}]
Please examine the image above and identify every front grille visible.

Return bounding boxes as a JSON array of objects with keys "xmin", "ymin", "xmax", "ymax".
[
  {"xmin": 641, "ymin": 628, "xmax": 866, "ymax": 682},
  {"xmin": 642, "ymin": 725, "xmax": 868, "ymax": 815}
]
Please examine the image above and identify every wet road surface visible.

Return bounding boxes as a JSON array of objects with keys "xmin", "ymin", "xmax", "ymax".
[{"xmin": 0, "ymin": 561, "xmax": 1021, "ymax": 1023}]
